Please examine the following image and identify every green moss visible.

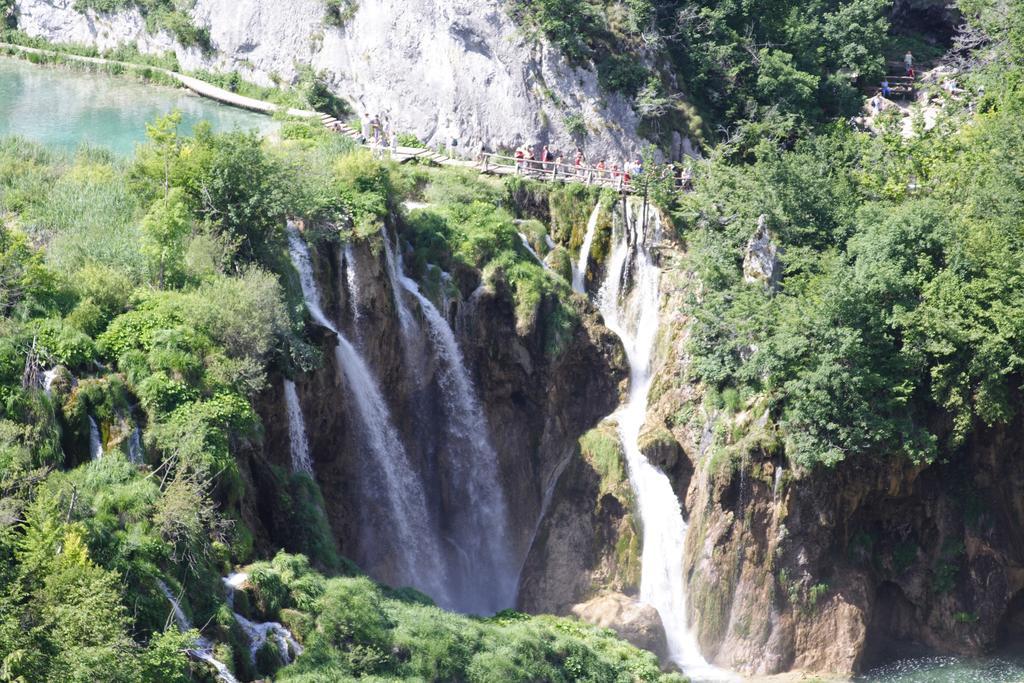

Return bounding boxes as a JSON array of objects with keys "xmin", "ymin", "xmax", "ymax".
[
  {"xmin": 548, "ymin": 183, "xmax": 601, "ymax": 247},
  {"xmin": 579, "ymin": 425, "xmax": 626, "ymax": 494}
]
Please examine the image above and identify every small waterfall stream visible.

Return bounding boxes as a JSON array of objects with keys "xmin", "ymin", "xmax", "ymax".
[
  {"xmin": 223, "ymin": 573, "xmax": 303, "ymax": 665},
  {"xmin": 343, "ymin": 243, "xmax": 361, "ymax": 324},
  {"xmin": 287, "ymin": 224, "xmax": 450, "ymax": 603},
  {"xmin": 391, "ymin": 233, "xmax": 516, "ymax": 613},
  {"xmin": 594, "ymin": 197, "xmax": 731, "ymax": 680},
  {"xmin": 283, "ymin": 379, "xmax": 313, "ymax": 475},
  {"xmin": 128, "ymin": 427, "xmax": 143, "ymax": 464},
  {"xmin": 572, "ymin": 203, "xmax": 602, "ymax": 294},
  {"xmin": 42, "ymin": 367, "xmax": 59, "ymax": 394},
  {"xmin": 518, "ymin": 232, "xmax": 549, "ymax": 269},
  {"xmin": 157, "ymin": 581, "xmax": 239, "ymax": 683},
  {"xmin": 88, "ymin": 416, "xmax": 103, "ymax": 461}
]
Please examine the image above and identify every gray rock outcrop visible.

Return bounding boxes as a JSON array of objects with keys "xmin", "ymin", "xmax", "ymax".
[
  {"xmin": 743, "ymin": 214, "xmax": 783, "ymax": 290},
  {"xmin": 572, "ymin": 593, "xmax": 669, "ymax": 663}
]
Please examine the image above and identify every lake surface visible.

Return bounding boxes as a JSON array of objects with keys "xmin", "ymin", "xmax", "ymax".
[
  {"xmin": 0, "ymin": 56, "xmax": 278, "ymax": 155},
  {"xmin": 857, "ymin": 656, "xmax": 1024, "ymax": 682}
]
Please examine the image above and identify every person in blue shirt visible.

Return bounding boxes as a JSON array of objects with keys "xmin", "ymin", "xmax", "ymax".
[{"xmin": 881, "ymin": 79, "xmax": 891, "ymax": 97}]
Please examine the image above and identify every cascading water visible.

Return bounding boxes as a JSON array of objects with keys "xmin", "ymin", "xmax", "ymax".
[
  {"xmin": 42, "ymin": 368, "xmax": 59, "ymax": 394},
  {"xmin": 518, "ymin": 232, "xmax": 549, "ymax": 269},
  {"xmin": 381, "ymin": 229, "xmax": 416, "ymax": 337},
  {"xmin": 223, "ymin": 573, "xmax": 303, "ymax": 665},
  {"xmin": 343, "ymin": 243, "xmax": 361, "ymax": 324},
  {"xmin": 89, "ymin": 416, "xmax": 103, "ymax": 461},
  {"xmin": 283, "ymin": 380, "xmax": 313, "ymax": 474},
  {"xmin": 595, "ymin": 197, "xmax": 732, "ymax": 680},
  {"xmin": 572, "ymin": 203, "xmax": 602, "ymax": 294},
  {"xmin": 286, "ymin": 223, "xmax": 450, "ymax": 603},
  {"xmin": 128, "ymin": 427, "xmax": 143, "ymax": 464},
  {"xmin": 157, "ymin": 581, "xmax": 239, "ymax": 683},
  {"xmin": 390, "ymin": 231, "xmax": 516, "ymax": 613}
]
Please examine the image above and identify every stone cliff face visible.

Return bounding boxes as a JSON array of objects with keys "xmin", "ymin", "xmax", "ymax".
[{"xmin": 14, "ymin": 0, "xmax": 647, "ymax": 159}]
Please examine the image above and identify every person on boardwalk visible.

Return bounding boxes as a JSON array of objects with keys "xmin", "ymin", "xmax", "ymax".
[
  {"xmin": 541, "ymin": 145, "xmax": 551, "ymax": 171},
  {"xmin": 904, "ymin": 50, "xmax": 914, "ymax": 75},
  {"xmin": 881, "ymin": 79, "xmax": 891, "ymax": 97},
  {"xmin": 596, "ymin": 160, "xmax": 606, "ymax": 180},
  {"xmin": 361, "ymin": 113, "xmax": 372, "ymax": 144}
]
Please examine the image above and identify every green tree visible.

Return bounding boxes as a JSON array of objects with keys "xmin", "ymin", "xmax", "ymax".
[{"xmin": 140, "ymin": 188, "xmax": 192, "ymax": 289}]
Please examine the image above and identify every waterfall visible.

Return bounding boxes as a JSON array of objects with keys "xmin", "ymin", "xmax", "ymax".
[
  {"xmin": 283, "ymin": 380, "xmax": 313, "ymax": 475},
  {"xmin": 381, "ymin": 229, "xmax": 416, "ymax": 337},
  {"xmin": 128, "ymin": 427, "xmax": 143, "ymax": 464},
  {"xmin": 157, "ymin": 581, "xmax": 239, "ymax": 683},
  {"xmin": 518, "ymin": 232, "xmax": 548, "ymax": 269},
  {"xmin": 391, "ymin": 232, "xmax": 516, "ymax": 614},
  {"xmin": 222, "ymin": 573, "xmax": 303, "ymax": 665},
  {"xmin": 89, "ymin": 417, "xmax": 103, "ymax": 460},
  {"xmin": 773, "ymin": 466, "xmax": 784, "ymax": 502},
  {"xmin": 286, "ymin": 224, "xmax": 450, "ymax": 603},
  {"xmin": 343, "ymin": 243, "xmax": 361, "ymax": 324},
  {"xmin": 572, "ymin": 202, "xmax": 602, "ymax": 294},
  {"xmin": 42, "ymin": 368, "xmax": 59, "ymax": 394},
  {"xmin": 595, "ymin": 197, "xmax": 731, "ymax": 680}
]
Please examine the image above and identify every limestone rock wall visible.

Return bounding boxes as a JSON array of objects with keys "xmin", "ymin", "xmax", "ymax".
[{"xmin": 14, "ymin": 0, "xmax": 646, "ymax": 160}]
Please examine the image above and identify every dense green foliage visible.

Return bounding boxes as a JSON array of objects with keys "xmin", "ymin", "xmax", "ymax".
[
  {"xmin": 0, "ymin": 96, "xmax": 635, "ymax": 678},
  {"xmin": 235, "ymin": 551, "xmax": 682, "ymax": 682},
  {"xmin": 678, "ymin": 5, "xmax": 1024, "ymax": 469},
  {"xmin": 509, "ymin": 0, "xmax": 892, "ymax": 145}
]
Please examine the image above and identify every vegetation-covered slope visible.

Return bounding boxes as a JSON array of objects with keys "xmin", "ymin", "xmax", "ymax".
[
  {"xmin": 0, "ymin": 119, "xmax": 671, "ymax": 681},
  {"xmin": 672, "ymin": 2, "xmax": 1024, "ymax": 470}
]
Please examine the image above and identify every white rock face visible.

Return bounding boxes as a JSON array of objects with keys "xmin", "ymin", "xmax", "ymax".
[{"xmin": 14, "ymin": 0, "xmax": 646, "ymax": 160}]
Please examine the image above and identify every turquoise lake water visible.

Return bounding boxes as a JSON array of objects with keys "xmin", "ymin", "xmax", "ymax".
[
  {"xmin": 857, "ymin": 656, "xmax": 1024, "ymax": 682},
  {"xmin": 0, "ymin": 56, "xmax": 277, "ymax": 155}
]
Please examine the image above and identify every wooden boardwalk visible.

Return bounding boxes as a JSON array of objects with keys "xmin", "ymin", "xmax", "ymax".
[
  {"xmin": 1, "ymin": 41, "xmax": 639, "ymax": 190},
  {"xmin": 317, "ymin": 113, "xmax": 640, "ymax": 191}
]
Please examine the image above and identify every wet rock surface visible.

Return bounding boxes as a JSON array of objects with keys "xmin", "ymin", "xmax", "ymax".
[{"xmin": 572, "ymin": 593, "xmax": 670, "ymax": 663}]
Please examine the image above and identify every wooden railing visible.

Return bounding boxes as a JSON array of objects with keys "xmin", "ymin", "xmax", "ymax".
[{"xmin": 478, "ymin": 152, "xmax": 640, "ymax": 190}]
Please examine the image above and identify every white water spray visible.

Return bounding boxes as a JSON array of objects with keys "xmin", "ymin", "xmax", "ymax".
[
  {"xmin": 390, "ymin": 230, "xmax": 516, "ymax": 613},
  {"xmin": 343, "ymin": 243, "xmax": 361, "ymax": 324},
  {"xmin": 222, "ymin": 573, "xmax": 303, "ymax": 665},
  {"xmin": 88, "ymin": 417, "xmax": 103, "ymax": 461},
  {"xmin": 42, "ymin": 367, "xmax": 59, "ymax": 394},
  {"xmin": 573, "ymin": 203, "xmax": 602, "ymax": 294},
  {"xmin": 595, "ymin": 197, "xmax": 732, "ymax": 680},
  {"xmin": 157, "ymin": 581, "xmax": 239, "ymax": 683},
  {"xmin": 518, "ymin": 232, "xmax": 549, "ymax": 269},
  {"xmin": 381, "ymin": 229, "xmax": 416, "ymax": 337},
  {"xmin": 284, "ymin": 380, "xmax": 313, "ymax": 475},
  {"xmin": 128, "ymin": 427, "xmax": 143, "ymax": 464},
  {"xmin": 286, "ymin": 224, "xmax": 449, "ymax": 603}
]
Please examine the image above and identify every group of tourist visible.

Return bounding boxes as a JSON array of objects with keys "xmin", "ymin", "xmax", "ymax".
[
  {"xmin": 357, "ymin": 112, "xmax": 399, "ymax": 155},
  {"xmin": 347, "ymin": 114, "xmax": 696, "ymax": 192},
  {"xmin": 510, "ymin": 144, "xmax": 649, "ymax": 187},
  {"xmin": 872, "ymin": 51, "xmax": 917, "ymax": 112}
]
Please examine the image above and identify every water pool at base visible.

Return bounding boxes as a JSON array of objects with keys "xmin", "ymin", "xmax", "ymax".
[
  {"xmin": 0, "ymin": 55, "xmax": 278, "ymax": 154},
  {"xmin": 857, "ymin": 656, "xmax": 1024, "ymax": 682}
]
